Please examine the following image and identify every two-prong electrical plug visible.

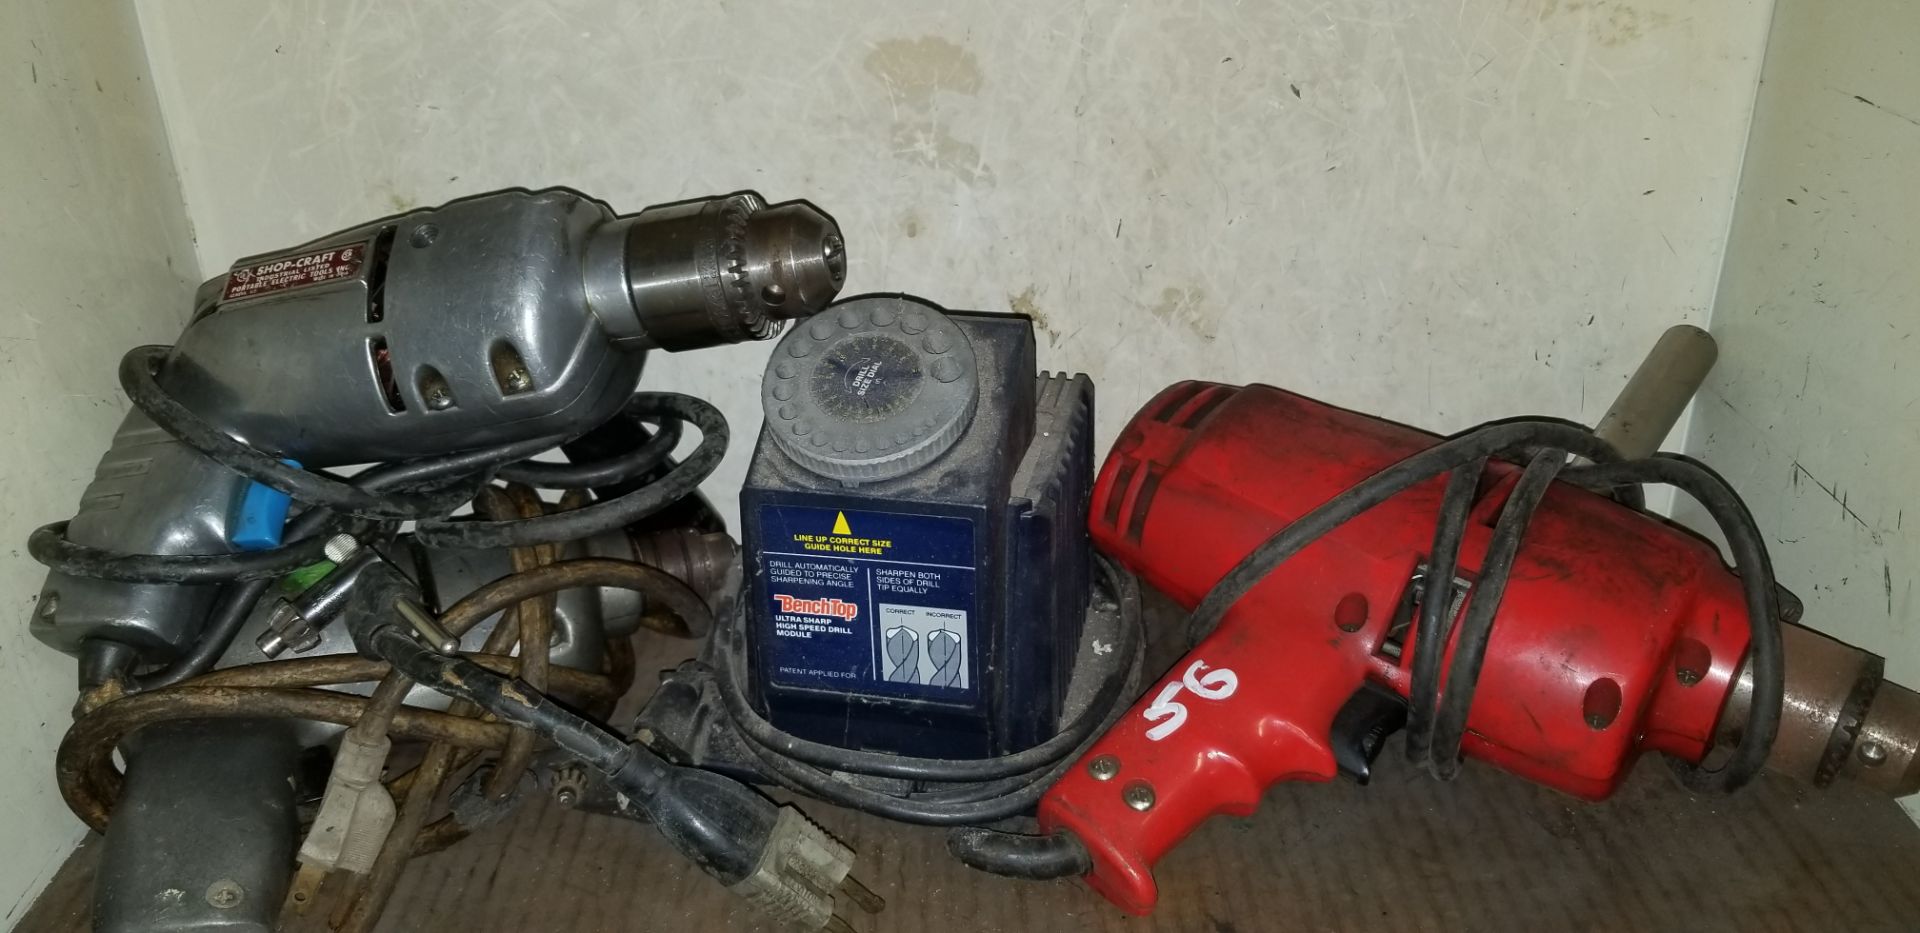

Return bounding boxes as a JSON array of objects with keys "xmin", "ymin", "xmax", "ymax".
[
  {"xmin": 723, "ymin": 803, "xmax": 884, "ymax": 932},
  {"xmin": 372, "ymin": 623, "xmax": 881, "ymax": 931},
  {"xmin": 640, "ymin": 764, "xmax": 883, "ymax": 931}
]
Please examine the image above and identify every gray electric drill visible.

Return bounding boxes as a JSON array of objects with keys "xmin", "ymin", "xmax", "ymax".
[
  {"xmin": 28, "ymin": 188, "xmax": 879, "ymax": 932},
  {"xmin": 34, "ymin": 188, "xmax": 842, "ymax": 679}
]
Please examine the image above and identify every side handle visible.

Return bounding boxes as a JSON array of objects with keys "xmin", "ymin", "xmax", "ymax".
[{"xmin": 32, "ymin": 410, "xmax": 250, "ymax": 661}]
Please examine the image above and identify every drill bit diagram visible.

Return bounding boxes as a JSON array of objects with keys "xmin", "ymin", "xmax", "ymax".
[
  {"xmin": 876, "ymin": 604, "xmax": 969, "ymax": 690},
  {"xmin": 883, "ymin": 626, "xmax": 922, "ymax": 684}
]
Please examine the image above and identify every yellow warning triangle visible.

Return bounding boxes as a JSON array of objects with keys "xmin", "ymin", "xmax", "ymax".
[{"xmin": 832, "ymin": 511, "xmax": 852, "ymax": 536}]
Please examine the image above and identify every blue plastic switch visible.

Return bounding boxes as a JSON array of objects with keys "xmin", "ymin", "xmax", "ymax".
[{"xmin": 231, "ymin": 460, "xmax": 300, "ymax": 551}]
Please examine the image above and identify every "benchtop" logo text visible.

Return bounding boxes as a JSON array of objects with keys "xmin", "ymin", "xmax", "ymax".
[{"xmin": 773, "ymin": 594, "xmax": 860, "ymax": 621}]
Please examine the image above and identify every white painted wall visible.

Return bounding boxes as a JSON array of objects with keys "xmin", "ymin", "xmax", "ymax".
[
  {"xmin": 0, "ymin": 0, "xmax": 201, "ymax": 924},
  {"xmin": 132, "ymin": 0, "xmax": 1773, "ymax": 529},
  {"xmin": 1681, "ymin": 3, "xmax": 1920, "ymax": 684}
]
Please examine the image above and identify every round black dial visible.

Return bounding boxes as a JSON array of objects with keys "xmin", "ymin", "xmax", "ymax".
[{"xmin": 811, "ymin": 334, "xmax": 924, "ymax": 423}]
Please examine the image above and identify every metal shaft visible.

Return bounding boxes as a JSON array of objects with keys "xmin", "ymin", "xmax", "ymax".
[
  {"xmin": 1592, "ymin": 324, "xmax": 1718, "ymax": 460},
  {"xmin": 394, "ymin": 599, "xmax": 459, "ymax": 656}
]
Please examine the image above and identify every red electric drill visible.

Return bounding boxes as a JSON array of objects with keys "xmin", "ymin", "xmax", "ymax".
[{"xmin": 1030, "ymin": 373, "xmax": 1920, "ymax": 915}]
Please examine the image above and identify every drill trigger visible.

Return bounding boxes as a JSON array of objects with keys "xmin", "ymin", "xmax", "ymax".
[{"xmin": 1331, "ymin": 681, "xmax": 1409, "ymax": 784}]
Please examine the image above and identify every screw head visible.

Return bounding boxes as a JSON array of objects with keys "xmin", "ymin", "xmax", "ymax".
[
  {"xmin": 555, "ymin": 787, "xmax": 579, "ymax": 807},
  {"xmin": 1859, "ymin": 740, "xmax": 1890, "ymax": 767},
  {"xmin": 205, "ymin": 880, "xmax": 244, "ymax": 910},
  {"xmin": 1087, "ymin": 755, "xmax": 1120, "ymax": 782},
  {"xmin": 409, "ymin": 224, "xmax": 439, "ymax": 248},
  {"xmin": 424, "ymin": 385, "xmax": 454, "ymax": 410},
  {"xmin": 1675, "ymin": 667, "xmax": 1703, "ymax": 686},
  {"xmin": 502, "ymin": 368, "xmax": 533, "ymax": 393},
  {"xmin": 322, "ymin": 534, "xmax": 360, "ymax": 564},
  {"xmin": 1122, "ymin": 780, "xmax": 1156, "ymax": 811}
]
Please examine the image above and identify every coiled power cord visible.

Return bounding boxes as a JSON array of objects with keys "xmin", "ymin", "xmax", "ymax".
[{"xmin": 30, "ymin": 344, "xmax": 726, "ymax": 688}]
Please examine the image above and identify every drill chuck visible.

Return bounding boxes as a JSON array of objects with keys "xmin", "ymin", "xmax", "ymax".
[
  {"xmin": 1716, "ymin": 621, "xmax": 1920, "ymax": 797},
  {"xmin": 586, "ymin": 193, "xmax": 846, "ymax": 352}
]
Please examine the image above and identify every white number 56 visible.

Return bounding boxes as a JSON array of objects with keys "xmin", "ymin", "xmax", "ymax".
[{"xmin": 1142, "ymin": 659, "xmax": 1239, "ymax": 741}]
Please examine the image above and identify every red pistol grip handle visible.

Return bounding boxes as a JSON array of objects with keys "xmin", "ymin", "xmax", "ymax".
[{"xmin": 1038, "ymin": 632, "xmax": 1355, "ymax": 914}]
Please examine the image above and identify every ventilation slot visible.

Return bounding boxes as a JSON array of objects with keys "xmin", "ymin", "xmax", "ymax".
[
  {"xmin": 490, "ymin": 342, "xmax": 534, "ymax": 396},
  {"xmin": 1124, "ymin": 465, "xmax": 1163, "ymax": 543},
  {"xmin": 1102, "ymin": 459, "xmax": 1138, "ymax": 531},
  {"xmin": 1147, "ymin": 382, "xmax": 1207, "ymax": 423},
  {"xmin": 1178, "ymin": 386, "xmax": 1230, "ymax": 428},
  {"xmin": 364, "ymin": 226, "xmax": 396, "ymax": 323},
  {"xmin": 369, "ymin": 336, "xmax": 405, "ymax": 412}
]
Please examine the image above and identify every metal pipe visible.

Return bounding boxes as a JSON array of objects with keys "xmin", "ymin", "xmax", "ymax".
[
  {"xmin": 1591, "ymin": 324, "xmax": 1719, "ymax": 460},
  {"xmin": 394, "ymin": 598, "xmax": 459, "ymax": 656}
]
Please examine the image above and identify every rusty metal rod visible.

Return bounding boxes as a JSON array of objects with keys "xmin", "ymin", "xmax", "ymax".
[
  {"xmin": 485, "ymin": 484, "xmax": 564, "ymax": 801},
  {"xmin": 187, "ymin": 652, "xmax": 617, "ymax": 700},
  {"xmin": 56, "ymin": 687, "xmax": 508, "ymax": 833},
  {"xmin": 1591, "ymin": 323, "xmax": 1718, "ymax": 460}
]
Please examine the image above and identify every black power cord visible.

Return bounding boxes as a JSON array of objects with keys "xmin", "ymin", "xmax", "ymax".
[
  {"xmin": 411, "ymin": 393, "xmax": 725, "ymax": 550},
  {"xmin": 494, "ymin": 414, "xmax": 681, "ymax": 489},
  {"xmin": 1412, "ymin": 449, "xmax": 1568, "ymax": 780}
]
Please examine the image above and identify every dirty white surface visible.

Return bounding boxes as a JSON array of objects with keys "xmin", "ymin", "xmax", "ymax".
[
  {"xmin": 133, "ymin": 0, "xmax": 1772, "ymax": 527},
  {"xmin": 1678, "ymin": 0, "xmax": 1920, "ymax": 816},
  {"xmin": 0, "ymin": 0, "xmax": 200, "ymax": 924}
]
